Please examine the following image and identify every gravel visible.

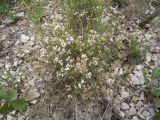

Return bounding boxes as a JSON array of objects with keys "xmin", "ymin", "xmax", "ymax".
[{"xmin": 0, "ymin": 1, "xmax": 159, "ymax": 120}]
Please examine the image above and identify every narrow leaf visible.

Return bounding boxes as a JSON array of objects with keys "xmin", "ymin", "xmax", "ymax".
[
  {"xmin": 6, "ymin": 89, "xmax": 17, "ymax": 101},
  {"xmin": 0, "ymin": 88, "xmax": 7, "ymax": 100},
  {"xmin": 12, "ymin": 99, "xmax": 28, "ymax": 111},
  {"xmin": 0, "ymin": 103, "xmax": 14, "ymax": 113}
]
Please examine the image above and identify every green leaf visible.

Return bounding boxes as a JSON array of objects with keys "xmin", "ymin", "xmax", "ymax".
[
  {"xmin": 0, "ymin": 89, "xmax": 17, "ymax": 101},
  {"xmin": 0, "ymin": 88, "xmax": 7, "ymax": 100},
  {"xmin": 154, "ymin": 99, "xmax": 160, "ymax": 108},
  {"xmin": 0, "ymin": 103, "xmax": 14, "ymax": 113},
  {"xmin": 153, "ymin": 112, "xmax": 160, "ymax": 120},
  {"xmin": 6, "ymin": 89, "xmax": 17, "ymax": 101},
  {"xmin": 153, "ymin": 89, "xmax": 160, "ymax": 97},
  {"xmin": 11, "ymin": 99, "xmax": 28, "ymax": 111},
  {"xmin": 151, "ymin": 67, "xmax": 160, "ymax": 80}
]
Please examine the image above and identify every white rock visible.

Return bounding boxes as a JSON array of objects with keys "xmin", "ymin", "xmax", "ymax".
[
  {"xmin": 128, "ymin": 107, "xmax": 137, "ymax": 116},
  {"xmin": 3, "ymin": 18, "xmax": 13, "ymax": 25},
  {"xmin": 0, "ymin": 114, "xmax": 3, "ymax": 119},
  {"xmin": 21, "ymin": 34, "xmax": 29, "ymax": 43},
  {"xmin": 121, "ymin": 102, "xmax": 130, "ymax": 110},
  {"xmin": 152, "ymin": 54, "xmax": 158, "ymax": 62},
  {"xmin": 0, "ymin": 63, "xmax": 4, "ymax": 68},
  {"xmin": 18, "ymin": 116, "xmax": 26, "ymax": 120},
  {"xmin": 136, "ymin": 101, "xmax": 143, "ymax": 109},
  {"xmin": 119, "ymin": 111, "xmax": 125, "ymax": 118},
  {"xmin": 145, "ymin": 34, "xmax": 152, "ymax": 41},
  {"xmin": 0, "ymin": 25, "xmax": 4, "ymax": 28},
  {"xmin": 11, "ymin": 110, "xmax": 16, "ymax": 115},
  {"xmin": 132, "ymin": 116, "xmax": 139, "ymax": 120},
  {"xmin": 136, "ymin": 65, "xmax": 143, "ymax": 70},
  {"xmin": 138, "ymin": 92, "xmax": 145, "ymax": 100},
  {"xmin": 139, "ymin": 114, "xmax": 145, "ymax": 119},
  {"xmin": 30, "ymin": 99, "xmax": 37, "ymax": 104},
  {"xmin": 39, "ymin": 88, "xmax": 45, "ymax": 94},
  {"xmin": 5, "ymin": 62, "xmax": 11, "ymax": 70},
  {"xmin": 131, "ymin": 70, "xmax": 145, "ymax": 85},
  {"xmin": 148, "ymin": 108, "xmax": 155, "ymax": 116},
  {"xmin": 130, "ymin": 103, "xmax": 135, "ymax": 107},
  {"xmin": 14, "ymin": 61, "xmax": 18, "ymax": 67},
  {"xmin": 17, "ymin": 12, "xmax": 25, "ymax": 17},
  {"xmin": 28, "ymin": 79, "xmax": 35, "ymax": 87},
  {"xmin": 137, "ymin": 107, "xmax": 145, "ymax": 115},
  {"xmin": 142, "ymin": 110, "xmax": 151, "ymax": 118},
  {"xmin": 7, "ymin": 115, "xmax": 12, "ymax": 120},
  {"xmin": 146, "ymin": 52, "xmax": 151, "ymax": 63},
  {"xmin": 121, "ymin": 91, "xmax": 129, "ymax": 98},
  {"xmin": 114, "ymin": 106, "xmax": 121, "ymax": 113},
  {"xmin": 1, "ymin": 34, "xmax": 7, "ymax": 40},
  {"xmin": 27, "ymin": 89, "xmax": 40, "ymax": 101}
]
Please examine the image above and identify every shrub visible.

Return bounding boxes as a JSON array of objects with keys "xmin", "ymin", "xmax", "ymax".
[{"xmin": 26, "ymin": 0, "xmax": 145, "ymax": 107}]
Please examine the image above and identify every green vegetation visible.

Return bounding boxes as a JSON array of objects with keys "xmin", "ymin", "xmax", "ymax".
[
  {"xmin": 145, "ymin": 67, "xmax": 160, "ymax": 120},
  {"xmin": 21, "ymin": 0, "xmax": 44, "ymax": 23},
  {"xmin": 0, "ymin": 88, "xmax": 28, "ymax": 113},
  {"xmin": 0, "ymin": 70, "xmax": 28, "ymax": 114},
  {"xmin": 0, "ymin": 0, "xmax": 15, "ymax": 19},
  {"xmin": 31, "ymin": 0, "xmax": 145, "ymax": 106},
  {"xmin": 61, "ymin": 0, "xmax": 103, "ymax": 37},
  {"xmin": 127, "ymin": 36, "xmax": 145, "ymax": 65}
]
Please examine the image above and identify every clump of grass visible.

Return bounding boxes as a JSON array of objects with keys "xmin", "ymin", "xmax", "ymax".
[
  {"xmin": 0, "ymin": 0, "xmax": 15, "ymax": 19},
  {"xmin": 21, "ymin": 0, "xmax": 44, "ymax": 24},
  {"xmin": 127, "ymin": 36, "xmax": 145, "ymax": 65}
]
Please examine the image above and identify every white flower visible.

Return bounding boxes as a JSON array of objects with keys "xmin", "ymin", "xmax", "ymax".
[
  {"xmin": 81, "ymin": 79, "xmax": 84, "ymax": 84},
  {"xmin": 68, "ymin": 95, "xmax": 72, "ymax": 98},
  {"xmin": 54, "ymin": 57, "xmax": 59, "ymax": 62},
  {"xmin": 93, "ymin": 58, "xmax": 99, "ymax": 65},
  {"xmin": 86, "ymin": 72, "xmax": 92, "ymax": 79},
  {"xmin": 66, "ymin": 56, "xmax": 70, "ymax": 61},
  {"xmin": 66, "ymin": 63, "xmax": 70, "ymax": 68},
  {"xmin": 81, "ymin": 54, "xmax": 87, "ymax": 58},
  {"xmin": 61, "ymin": 42, "xmax": 66, "ymax": 48},
  {"xmin": 58, "ymin": 60, "xmax": 63, "ymax": 66},
  {"xmin": 78, "ymin": 83, "xmax": 82, "ymax": 89}
]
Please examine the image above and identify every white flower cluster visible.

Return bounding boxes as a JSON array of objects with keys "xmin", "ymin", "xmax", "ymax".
[{"xmin": 39, "ymin": 5, "xmax": 127, "ymax": 99}]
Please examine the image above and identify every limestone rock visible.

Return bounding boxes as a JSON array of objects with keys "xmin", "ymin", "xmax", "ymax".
[
  {"xmin": 132, "ymin": 116, "xmax": 139, "ymax": 120},
  {"xmin": 27, "ymin": 89, "xmax": 40, "ymax": 101},
  {"xmin": 121, "ymin": 91, "xmax": 129, "ymax": 98},
  {"xmin": 121, "ymin": 102, "xmax": 130, "ymax": 110},
  {"xmin": 7, "ymin": 115, "xmax": 13, "ymax": 120},
  {"xmin": 21, "ymin": 34, "xmax": 30, "ymax": 43},
  {"xmin": 142, "ymin": 110, "xmax": 151, "ymax": 119},
  {"xmin": 130, "ymin": 70, "xmax": 145, "ymax": 85},
  {"xmin": 128, "ymin": 107, "xmax": 137, "ymax": 116},
  {"xmin": 17, "ymin": 12, "xmax": 25, "ymax": 18}
]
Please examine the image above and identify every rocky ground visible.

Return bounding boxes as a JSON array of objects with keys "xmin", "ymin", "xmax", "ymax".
[{"xmin": 0, "ymin": 1, "xmax": 160, "ymax": 120}]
